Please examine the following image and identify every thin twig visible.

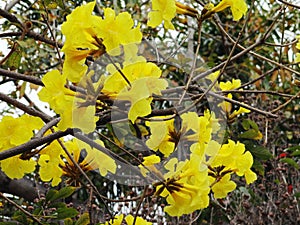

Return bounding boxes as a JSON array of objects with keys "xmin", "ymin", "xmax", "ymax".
[
  {"xmin": 133, "ymin": 185, "xmax": 149, "ymax": 225},
  {"xmin": 177, "ymin": 17, "xmax": 203, "ymax": 106},
  {"xmin": 277, "ymin": 0, "xmax": 300, "ymax": 9},
  {"xmin": 0, "ymin": 92, "xmax": 51, "ymax": 122},
  {"xmin": 271, "ymin": 90, "xmax": 300, "ymax": 113},
  {"xmin": 0, "ymin": 68, "xmax": 44, "ymax": 86},
  {"xmin": 207, "ymin": 91, "xmax": 278, "ymax": 118},
  {"xmin": 35, "ymin": 118, "xmax": 60, "ymax": 138},
  {"xmin": 41, "ymin": 13, "xmax": 63, "ymax": 66},
  {"xmin": 180, "ymin": 7, "xmax": 250, "ymax": 115},
  {"xmin": 0, "ymin": 192, "xmax": 43, "ymax": 224},
  {"xmin": 55, "ymin": 134, "xmax": 114, "ymax": 218}
]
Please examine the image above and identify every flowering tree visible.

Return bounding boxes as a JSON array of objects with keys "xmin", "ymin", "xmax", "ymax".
[{"xmin": 0, "ymin": 0, "xmax": 300, "ymax": 224}]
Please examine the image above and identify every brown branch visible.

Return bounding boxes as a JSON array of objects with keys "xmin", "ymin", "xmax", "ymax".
[
  {"xmin": 27, "ymin": 30, "xmax": 63, "ymax": 48},
  {"xmin": 207, "ymin": 91, "xmax": 278, "ymax": 118},
  {"xmin": 0, "ymin": 31, "xmax": 22, "ymax": 38},
  {"xmin": 0, "ymin": 192, "xmax": 43, "ymax": 224},
  {"xmin": 0, "ymin": 8, "xmax": 21, "ymax": 24},
  {"xmin": 0, "ymin": 170, "xmax": 46, "ymax": 202},
  {"xmin": 271, "ymin": 90, "xmax": 300, "ymax": 113},
  {"xmin": 0, "ymin": 92, "xmax": 51, "ymax": 122},
  {"xmin": 219, "ymin": 89, "xmax": 300, "ymax": 98},
  {"xmin": 0, "ymin": 8, "xmax": 63, "ymax": 48},
  {"xmin": 0, "ymin": 68, "xmax": 44, "ymax": 86},
  {"xmin": 41, "ymin": 13, "xmax": 63, "ymax": 65},
  {"xmin": 277, "ymin": 0, "xmax": 300, "ymax": 9},
  {"xmin": 0, "ymin": 128, "xmax": 74, "ymax": 161}
]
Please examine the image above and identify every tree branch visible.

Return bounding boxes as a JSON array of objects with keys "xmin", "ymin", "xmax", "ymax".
[
  {"xmin": 0, "ymin": 68, "xmax": 44, "ymax": 86},
  {"xmin": 0, "ymin": 9, "xmax": 63, "ymax": 48},
  {"xmin": 0, "ymin": 170, "xmax": 46, "ymax": 202},
  {"xmin": 0, "ymin": 92, "xmax": 51, "ymax": 122},
  {"xmin": 0, "ymin": 129, "xmax": 74, "ymax": 161}
]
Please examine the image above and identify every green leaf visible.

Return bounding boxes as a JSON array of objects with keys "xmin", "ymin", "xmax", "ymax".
[
  {"xmin": 6, "ymin": 45, "xmax": 22, "ymax": 70},
  {"xmin": 246, "ymin": 144, "xmax": 273, "ymax": 160},
  {"xmin": 75, "ymin": 213, "xmax": 90, "ymax": 225},
  {"xmin": 240, "ymin": 119, "xmax": 262, "ymax": 140},
  {"xmin": 252, "ymin": 160, "xmax": 265, "ymax": 176},
  {"xmin": 291, "ymin": 150, "xmax": 300, "ymax": 157},
  {"xmin": 48, "ymin": 187, "xmax": 76, "ymax": 202},
  {"xmin": 280, "ymin": 158, "xmax": 300, "ymax": 169},
  {"xmin": 241, "ymin": 119, "xmax": 259, "ymax": 131},
  {"xmin": 239, "ymin": 129, "xmax": 260, "ymax": 139},
  {"xmin": 19, "ymin": 82, "xmax": 27, "ymax": 99},
  {"xmin": 56, "ymin": 207, "xmax": 78, "ymax": 220},
  {"xmin": 64, "ymin": 218, "xmax": 74, "ymax": 225},
  {"xmin": 46, "ymin": 189, "xmax": 58, "ymax": 202},
  {"xmin": 12, "ymin": 211, "xmax": 27, "ymax": 224},
  {"xmin": 285, "ymin": 145, "xmax": 300, "ymax": 153},
  {"xmin": 294, "ymin": 192, "xmax": 300, "ymax": 198},
  {"xmin": 49, "ymin": 201, "xmax": 68, "ymax": 209},
  {"xmin": 0, "ymin": 222, "xmax": 19, "ymax": 225}
]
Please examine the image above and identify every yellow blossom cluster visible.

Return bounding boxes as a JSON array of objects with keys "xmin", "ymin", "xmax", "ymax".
[
  {"xmin": 207, "ymin": 70, "xmax": 251, "ymax": 120},
  {"xmin": 0, "ymin": 115, "xmax": 43, "ymax": 179},
  {"xmin": 147, "ymin": 0, "xmax": 248, "ymax": 30},
  {"xmin": 141, "ymin": 110, "xmax": 257, "ymax": 216},
  {"xmin": 38, "ymin": 138, "xmax": 116, "ymax": 186},
  {"xmin": 101, "ymin": 214, "xmax": 152, "ymax": 225},
  {"xmin": 0, "ymin": 0, "xmax": 256, "ymax": 220}
]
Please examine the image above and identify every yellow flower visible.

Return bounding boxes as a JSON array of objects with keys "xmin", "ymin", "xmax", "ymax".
[
  {"xmin": 210, "ymin": 173, "xmax": 237, "ymax": 198},
  {"xmin": 148, "ymin": 0, "xmax": 177, "ymax": 29},
  {"xmin": 61, "ymin": 139, "xmax": 116, "ymax": 185},
  {"xmin": 0, "ymin": 115, "xmax": 43, "ymax": 148},
  {"xmin": 101, "ymin": 215, "xmax": 151, "ymax": 225},
  {"xmin": 117, "ymin": 77, "xmax": 168, "ymax": 122},
  {"xmin": 145, "ymin": 117, "xmax": 176, "ymax": 156},
  {"xmin": 220, "ymin": 79, "xmax": 241, "ymax": 91},
  {"xmin": 96, "ymin": 8, "xmax": 142, "ymax": 55},
  {"xmin": 38, "ymin": 70, "xmax": 75, "ymax": 113},
  {"xmin": 183, "ymin": 110, "xmax": 220, "ymax": 144},
  {"xmin": 39, "ymin": 140, "xmax": 64, "ymax": 186},
  {"xmin": 1, "ymin": 157, "xmax": 36, "ymax": 179},
  {"xmin": 125, "ymin": 215, "xmax": 152, "ymax": 225},
  {"xmin": 154, "ymin": 158, "xmax": 210, "ymax": 216},
  {"xmin": 38, "ymin": 70, "xmax": 98, "ymax": 133},
  {"xmin": 61, "ymin": 1, "xmax": 142, "ymax": 82},
  {"xmin": 296, "ymin": 53, "xmax": 300, "ymax": 63},
  {"xmin": 39, "ymin": 154, "xmax": 63, "ymax": 186},
  {"xmin": 212, "ymin": 0, "xmax": 248, "ymax": 21},
  {"xmin": 72, "ymin": 103, "xmax": 97, "ymax": 134},
  {"xmin": 0, "ymin": 115, "xmax": 43, "ymax": 179},
  {"xmin": 297, "ymin": 38, "xmax": 300, "ymax": 50},
  {"xmin": 218, "ymin": 79, "xmax": 250, "ymax": 119},
  {"xmin": 146, "ymin": 111, "xmax": 220, "ymax": 157},
  {"xmin": 139, "ymin": 155, "xmax": 161, "ymax": 177},
  {"xmin": 38, "ymin": 70, "xmax": 74, "ymax": 131},
  {"xmin": 210, "ymin": 140, "xmax": 257, "ymax": 184},
  {"xmin": 101, "ymin": 214, "xmax": 124, "ymax": 225},
  {"xmin": 295, "ymin": 37, "xmax": 300, "ymax": 63},
  {"xmin": 103, "ymin": 61, "xmax": 168, "ymax": 122},
  {"xmin": 61, "ymin": 1, "xmax": 104, "ymax": 82},
  {"xmin": 230, "ymin": 105, "xmax": 251, "ymax": 120}
]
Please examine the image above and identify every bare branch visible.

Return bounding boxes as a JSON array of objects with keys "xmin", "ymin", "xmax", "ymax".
[
  {"xmin": 0, "ymin": 128, "xmax": 74, "ymax": 161},
  {"xmin": 0, "ymin": 68, "xmax": 44, "ymax": 86},
  {"xmin": 0, "ymin": 170, "xmax": 46, "ymax": 202},
  {"xmin": 0, "ymin": 92, "xmax": 51, "ymax": 122}
]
